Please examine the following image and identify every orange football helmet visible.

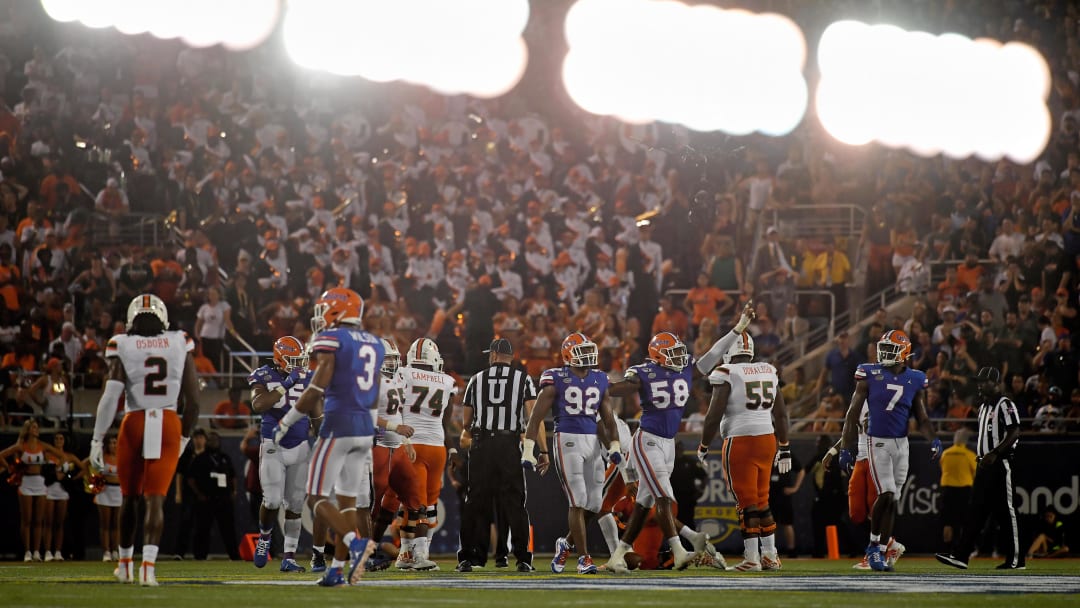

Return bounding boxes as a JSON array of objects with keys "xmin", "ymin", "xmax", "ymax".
[
  {"xmin": 561, "ymin": 332, "xmax": 598, "ymax": 368},
  {"xmin": 273, "ymin": 336, "xmax": 308, "ymax": 372},
  {"xmin": 877, "ymin": 329, "xmax": 912, "ymax": 366},
  {"xmin": 648, "ymin": 332, "xmax": 688, "ymax": 371},
  {"xmin": 311, "ymin": 287, "xmax": 364, "ymax": 334}
]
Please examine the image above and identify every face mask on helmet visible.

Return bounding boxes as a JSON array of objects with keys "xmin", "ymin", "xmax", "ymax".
[{"xmin": 877, "ymin": 340, "xmax": 908, "ymax": 366}]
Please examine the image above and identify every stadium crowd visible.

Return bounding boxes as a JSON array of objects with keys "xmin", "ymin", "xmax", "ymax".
[{"xmin": 0, "ymin": 0, "xmax": 1074, "ymax": 439}]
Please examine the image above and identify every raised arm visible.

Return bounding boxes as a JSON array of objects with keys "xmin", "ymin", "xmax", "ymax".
[{"xmin": 694, "ymin": 302, "xmax": 754, "ymax": 377}]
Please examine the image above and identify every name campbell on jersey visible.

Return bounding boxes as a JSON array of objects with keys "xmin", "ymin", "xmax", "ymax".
[{"xmin": 400, "ymin": 367, "xmax": 457, "ymax": 447}]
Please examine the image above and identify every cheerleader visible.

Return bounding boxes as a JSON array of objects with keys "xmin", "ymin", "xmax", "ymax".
[
  {"xmin": 0, "ymin": 420, "xmax": 71, "ymax": 561},
  {"xmin": 43, "ymin": 433, "xmax": 83, "ymax": 561},
  {"xmin": 24, "ymin": 359, "xmax": 72, "ymax": 426},
  {"xmin": 86, "ymin": 436, "xmax": 122, "ymax": 561}
]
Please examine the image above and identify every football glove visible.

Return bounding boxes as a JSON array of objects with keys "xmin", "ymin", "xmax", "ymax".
[
  {"xmin": 281, "ymin": 368, "xmax": 303, "ymax": 390},
  {"xmin": 930, "ymin": 438, "xmax": 943, "ymax": 460},
  {"xmin": 521, "ymin": 438, "xmax": 537, "ymax": 471},
  {"xmin": 697, "ymin": 443, "xmax": 709, "ymax": 465},
  {"xmin": 776, "ymin": 443, "xmax": 792, "ymax": 474},
  {"xmin": 607, "ymin": 441, "xmax": 622, "ymax": 466},
  {"xmin": 734, "ymin": 302, "xmax": 754, "ymax": 334},
  {"xmin": 838, "ymin": 448, "xmax": 855, "ymax": 474},
  {"xmin": 89, "ymin": 439, "xmax": 105, "ymax": 472}
]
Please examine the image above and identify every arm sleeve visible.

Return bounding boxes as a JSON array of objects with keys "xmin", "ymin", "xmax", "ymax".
[
  {"xmin": 92, "ymin": 380, "xmax": 125, "ymax": 442},
  {"xmin": 695, "ymin": 330, "xmax": 740, "ymax": 375}
]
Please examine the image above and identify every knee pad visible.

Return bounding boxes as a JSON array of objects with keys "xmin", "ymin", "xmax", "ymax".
[{"xmin": 740, "ymin": 508, "xmax": 760, "ymax": 534}]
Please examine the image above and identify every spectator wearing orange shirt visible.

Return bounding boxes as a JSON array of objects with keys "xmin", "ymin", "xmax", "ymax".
[
  {"xmin": 955, "ymin": 252, "xmax": 984, "ymax": 293},
  {"xmin": 683, "ymin": 272, "xmax": 732, "ymax": 328},
  {"xmin": 38, "ymin": 164, "xmax": 81, "ymax": 213},
  {"xmin": 0, "ymin": 242, "xmax": 20, "ymax": 312},
  {"xmin": 938, "ymin": 266, "xmax": 964, "ymax": 302},
  {"xmin": 212, "ymin": 386, "xmax": 252, "ymax": 430},
  {"xmin": 651, "ymin": 294, "xmax": 689, "ymax": 340}
]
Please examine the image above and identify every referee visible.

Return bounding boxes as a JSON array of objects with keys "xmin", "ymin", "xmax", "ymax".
[
  {"xmin": 936, "ymin": 367, "xmax": 1025, "ymax": 570},
  {"xmin": 456, "ymin": 339, "xmax": 545, "ymax": 573}
]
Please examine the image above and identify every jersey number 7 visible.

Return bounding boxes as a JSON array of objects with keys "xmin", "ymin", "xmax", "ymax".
[{"xmin": 744, "ymin": 380, "xmax": 775, "ymax": 410}]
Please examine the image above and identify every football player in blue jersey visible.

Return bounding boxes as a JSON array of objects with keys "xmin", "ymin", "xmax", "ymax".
[
  {"xmin": 522, "ymin": 332, "xmax": 620, "ymax": 575},
  {"xmin": 248, "ymin": 336, "xmax": 311, "ymax": 573},
  {"xmin": 273, "ymin": 287, "xmax": 382, "ymax": 586},
  {"xmin": 839, "ymin": 330, "xmax": 941, "ymax": 572},
  {"xmin": 603, "ymin": 331, "xmax": 735, "ymax": 573}
]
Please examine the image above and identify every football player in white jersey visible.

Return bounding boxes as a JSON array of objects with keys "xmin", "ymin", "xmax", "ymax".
[
  {"xmin": 91, "ymin": 294, "xmax": 201, "ymax": 586},
  {"xmin": 398, "ymin": 338, "xmax": 458, "ymax": 570},
  {"xmin": 370, "ymin": 338, "xmax": 424, "ymax": 567},
  {"xmin": 699, "ymin": 333, "xmax": 790, "ymax": 572}
]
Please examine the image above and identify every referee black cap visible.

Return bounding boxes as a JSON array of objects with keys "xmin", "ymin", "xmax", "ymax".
[
  {"xmin": 483, "ymin": 338, "xmax": 513, "ymax": 355},
  {"xmin": 975, "ymin": 367, "xmax": 1000, "ymax": 383}
]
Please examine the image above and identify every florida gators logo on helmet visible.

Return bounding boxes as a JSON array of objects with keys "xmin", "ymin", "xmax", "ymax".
[
  {"xmin": 311, "ymin": 287, "xmax": 364, "ymax": 334},
  {"xmin": 877, "ymin": 329, "xmax": 912, "ymax": 366},
  {"xmin": 648, "ymin": 332, "xmax": 688, "ymax": 371},
  {"xmin": 273, "ymin": 336, "xmax": 308, "ymax": 372},
  {"xmin": 561, "ymin": 332, "xmax": 598, "ymax": 368}
]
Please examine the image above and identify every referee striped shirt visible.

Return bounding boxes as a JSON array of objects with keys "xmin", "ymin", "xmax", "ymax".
[
  {"xmin": 976, "ymin": 395, "xmax": 1021, "ymax": 458},
  {"xmin": 464, "ymin": 363, "xmax": 537, "ymax": 432}
]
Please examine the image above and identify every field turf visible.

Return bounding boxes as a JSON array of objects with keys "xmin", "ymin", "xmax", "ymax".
[{"xmin": 1, "ymin": 557, "xmax": 1078, "ymax": 607}]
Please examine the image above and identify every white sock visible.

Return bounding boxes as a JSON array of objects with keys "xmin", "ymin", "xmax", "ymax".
[
  {"xmin": 415, "ymin": 537, "xmax": 429, "ymax": 559},
  {"xmin": 668, "ymin": 536, "xmax": 687, "ymax": 557},
  {"xmin": 284, "ymin": 519, "xmax": 301, "ymax": 554},
  {"xmin": 401, "ymin": 537, "xmax": 414, "ymax": 554},
  {"xmin": 141, "ymin": 545, "xmax": 158, "ymax": 565},
  {"xmin": 119, "ymin": 546, "xmax": 134, "ymax": 560},
  {"xmin": 610, "ymin": 541, "xmax": 630, "ymax": 561},
  {"xmin": 761, "ymin": 534, "xmax": 776, "ymax": 554},
  {"xmin": 743, "ymin": 538, "xmax": 760, "ymax": 562},
  {"xmin": 679, "ymin": 526, "xmax": 703, "ymax": 545},
  {"xmin": 342, "ymin": 531, "xmax": 357, "ymax": 547},
  {"xmin": 331, "ymin": 558, "xmax": 345, "ymax": 569},
  {"xmin": 597, "ymin": 514, "xmax": 620, "ymax": 554}
]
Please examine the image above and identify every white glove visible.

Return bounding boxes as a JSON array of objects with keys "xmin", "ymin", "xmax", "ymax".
[
  {"xmin": 776, "ymin": 443, "xmax": 792, "ymax": 475},
  {"xmin": 273, "ymin": 422, "xmax": 291, "ymax": 446},
  {"xmin": 90, "ymin": 439, "xmax": 104, "ymax": 472},
  {"xmin": 734, "ymin": 307, "xmax": 753, "ymax": 334},
  {"xmin": 180, "ymin": 436, "xmax": 190, "ymax": 455}
]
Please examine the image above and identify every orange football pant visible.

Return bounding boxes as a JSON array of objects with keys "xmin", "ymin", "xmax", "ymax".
[
  {"xmin": 848, "ymin": 459, "xmax": 878, "ymax": 525},
  {"xmin": 117, "ymin": 409, "xmax": 181, "ymax": 497},
  {"xmin": 721, "ymin": 433, "xmax": 776, "ymax": 511},
  {"xmin": 410, "ymin": 444, "xmax": 447, "ymax": 507},
  {"xmin": 372, "ymin": 444, "xmax": 423, "ymax": 518}
]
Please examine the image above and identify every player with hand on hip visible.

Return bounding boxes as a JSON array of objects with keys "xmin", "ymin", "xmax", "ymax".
[
  {"xmin": 838, "ymin": 330, "xmax": 940, "ymax": 572},
  {"xmin": 273, "ymin": 287, "xmax": 382, "ymax": 586},
  {"xmin": 247, "ymin": 336, "xmax": 312, "ymax": 573},
  {"xmin": 522, "ymin": 332, "xmax": 619, "ymax": 575},
  {"xmin": 698, "ymin": 331, "xmax": 790, "ymax": 572}
]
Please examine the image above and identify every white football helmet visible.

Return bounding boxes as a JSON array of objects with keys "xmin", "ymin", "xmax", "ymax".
[
  {"xmin": 723, "ymin": 332, "xmax": 754, "ymax": 363},
  {"xmin": 126, "ymin": 294, "xmax": 169, "ymax": 331},
  {"xmin": 381, "ymin": 338, "xmax": 401, "ymax": 376},
  {"xmin": 406, "ymin": 338, "xmax": 443, "ymax": 373}
]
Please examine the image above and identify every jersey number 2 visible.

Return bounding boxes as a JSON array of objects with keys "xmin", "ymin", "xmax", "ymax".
[
  {"xmin": 144, "ymin": 357, "xmax": 167, "ymax": 396},
  {"xmin": 564, "ymin": 386, "xmax": 601, "ymax": 416}
]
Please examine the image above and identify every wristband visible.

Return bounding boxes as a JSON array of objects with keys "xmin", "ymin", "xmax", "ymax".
[
  {"xmin": 522, "ymin": 438, "xmax": 536, "ymax": 454},
  {"xmin": 826, "ymin": 447, "xmax": 839, "ymax": 458},
  {"xmin": 387, "ymin": 422, "xmax": 400, "ymax": 434},
  {"xmin": 274, "ymin": 386, "xmax": 286, "ymax": 396},
  {"xmin": 448, "ymin": 448, "xmax": 458, "ymax": 457},
  {"xmin": 307, "ymin": 384, "xmax": 325, "ymax": 394},
  {"xmin": 779, "ymin": 441, "xmax": 790, "ymax": 447},
  {"xmin": 699, "ymin": 442, "xmax": 709, "ymax": 451}
]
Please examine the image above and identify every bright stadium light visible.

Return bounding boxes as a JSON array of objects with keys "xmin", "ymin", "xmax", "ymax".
[
  {"xmin": 282, "ymin": 0, "xmax": 530, "ymax": 99},
  {"xmin": 40, "ymin": 0, "xmax": 279, "ymax": 50},
  {"xmin": 816, "ymin": 20, "xmax": 1052, "ymax": 163},
  {"xmin": 561, "ymin": 0, "xmax": 808, "ymax": 136}
]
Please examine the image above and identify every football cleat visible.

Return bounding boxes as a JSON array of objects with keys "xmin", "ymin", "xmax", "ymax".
[
  {"xmin": 280, "ymin": 558, "xmax": 306, "ymax": 573},
  {"xmin": 577, "ymin": 555, "xmax": 598, "ymax": 574},
  {"xmin": 316, "ymin": 566, "xmax": 347, "ymax": 587},
  {"xmin": 139, "ymin": 564, "xmax": 158, "ymax": 587},
  {"xmin": 516, "ymin": 562, "xmax": 535, "ymax": 572},
  {"xmin": 366, "ymin": 556, "xmax": 392, "ymax": 572},
  {"xmin": 347, "ymin": 537, "xmax": 375, "ymax": 584},
  {"xmin": 395, "ymin": 550, "xmax": 416, "ymax": 570},
  {"xmin": 114, "ymin": 559, "xmax": 135, "ymax": 583},
  {"xmin": 761, "ymin": 553, "xmax": 782, "ymax": 571},
  {"xmin": 852, "ymin": 555, "xmax": 872, "ymax": 570},
  {"xmin": 254, "ymin": 534, "xmax": 271, "ymax": 568},
  {"xmin": 495, "ymin": 556, "xmax": 509, "ymax": 568},
  {"xmin": 413, "ymin": 556, "xmax": 439, "ymax": 571},
  {"xmin": 867, "ymin": 545, "xmax": 890, "ymax": 572},
  {"xmin": 605, "ymin": 554, "xmax": 629, "ymax": 575},
  {"xmin": 935, "ymin": 553, "xmax": 969, "ymax": 569},
  {"xmin": 731, "ymin": 560, "xmax": 762, "ymax": 572},
  {"xmin": 551, "ymin": 537, "xmax": 572, "ymax": 573},
  {"xmin": 885, "ymin": 539, "xmax": 905, "ymax": 568},
  {"xmin": 699, "ymin": 542, "xmax": 728, "ymax": 570},
  {"xmin": 310, "ymin": 550, "xmax": 327, "ymax": 573},
  {"xmin": 673, "ymin": 548, "xmax": 695, "ymax": 571}
]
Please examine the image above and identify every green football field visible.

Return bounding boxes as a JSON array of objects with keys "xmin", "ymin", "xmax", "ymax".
[{"xmin": 1, "ymin": 557, "xmax": 1078, "ymax": 607}]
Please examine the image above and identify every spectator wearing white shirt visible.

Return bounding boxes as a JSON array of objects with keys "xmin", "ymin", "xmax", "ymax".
[
  {"xmin": 49, "ymin": 322, "xmax": 83, "ymax": 371},
  {"xmin": 988, "ymin": 218, "xmax": 1025, "ymax": 262},
  {"xmin": 741, "ymin": 159, "xmax": 774, "ymax": 229},
  {"xmin": 524, "ymin": 236, "xmax": 552, "ymax": 279},
  {"xmin": 637, "ymin": 223, "xmax": 664, "ymax": 293},
  {"xmin": 494, "ymin": 254, "xmax": 523, "ymax": 302}
]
